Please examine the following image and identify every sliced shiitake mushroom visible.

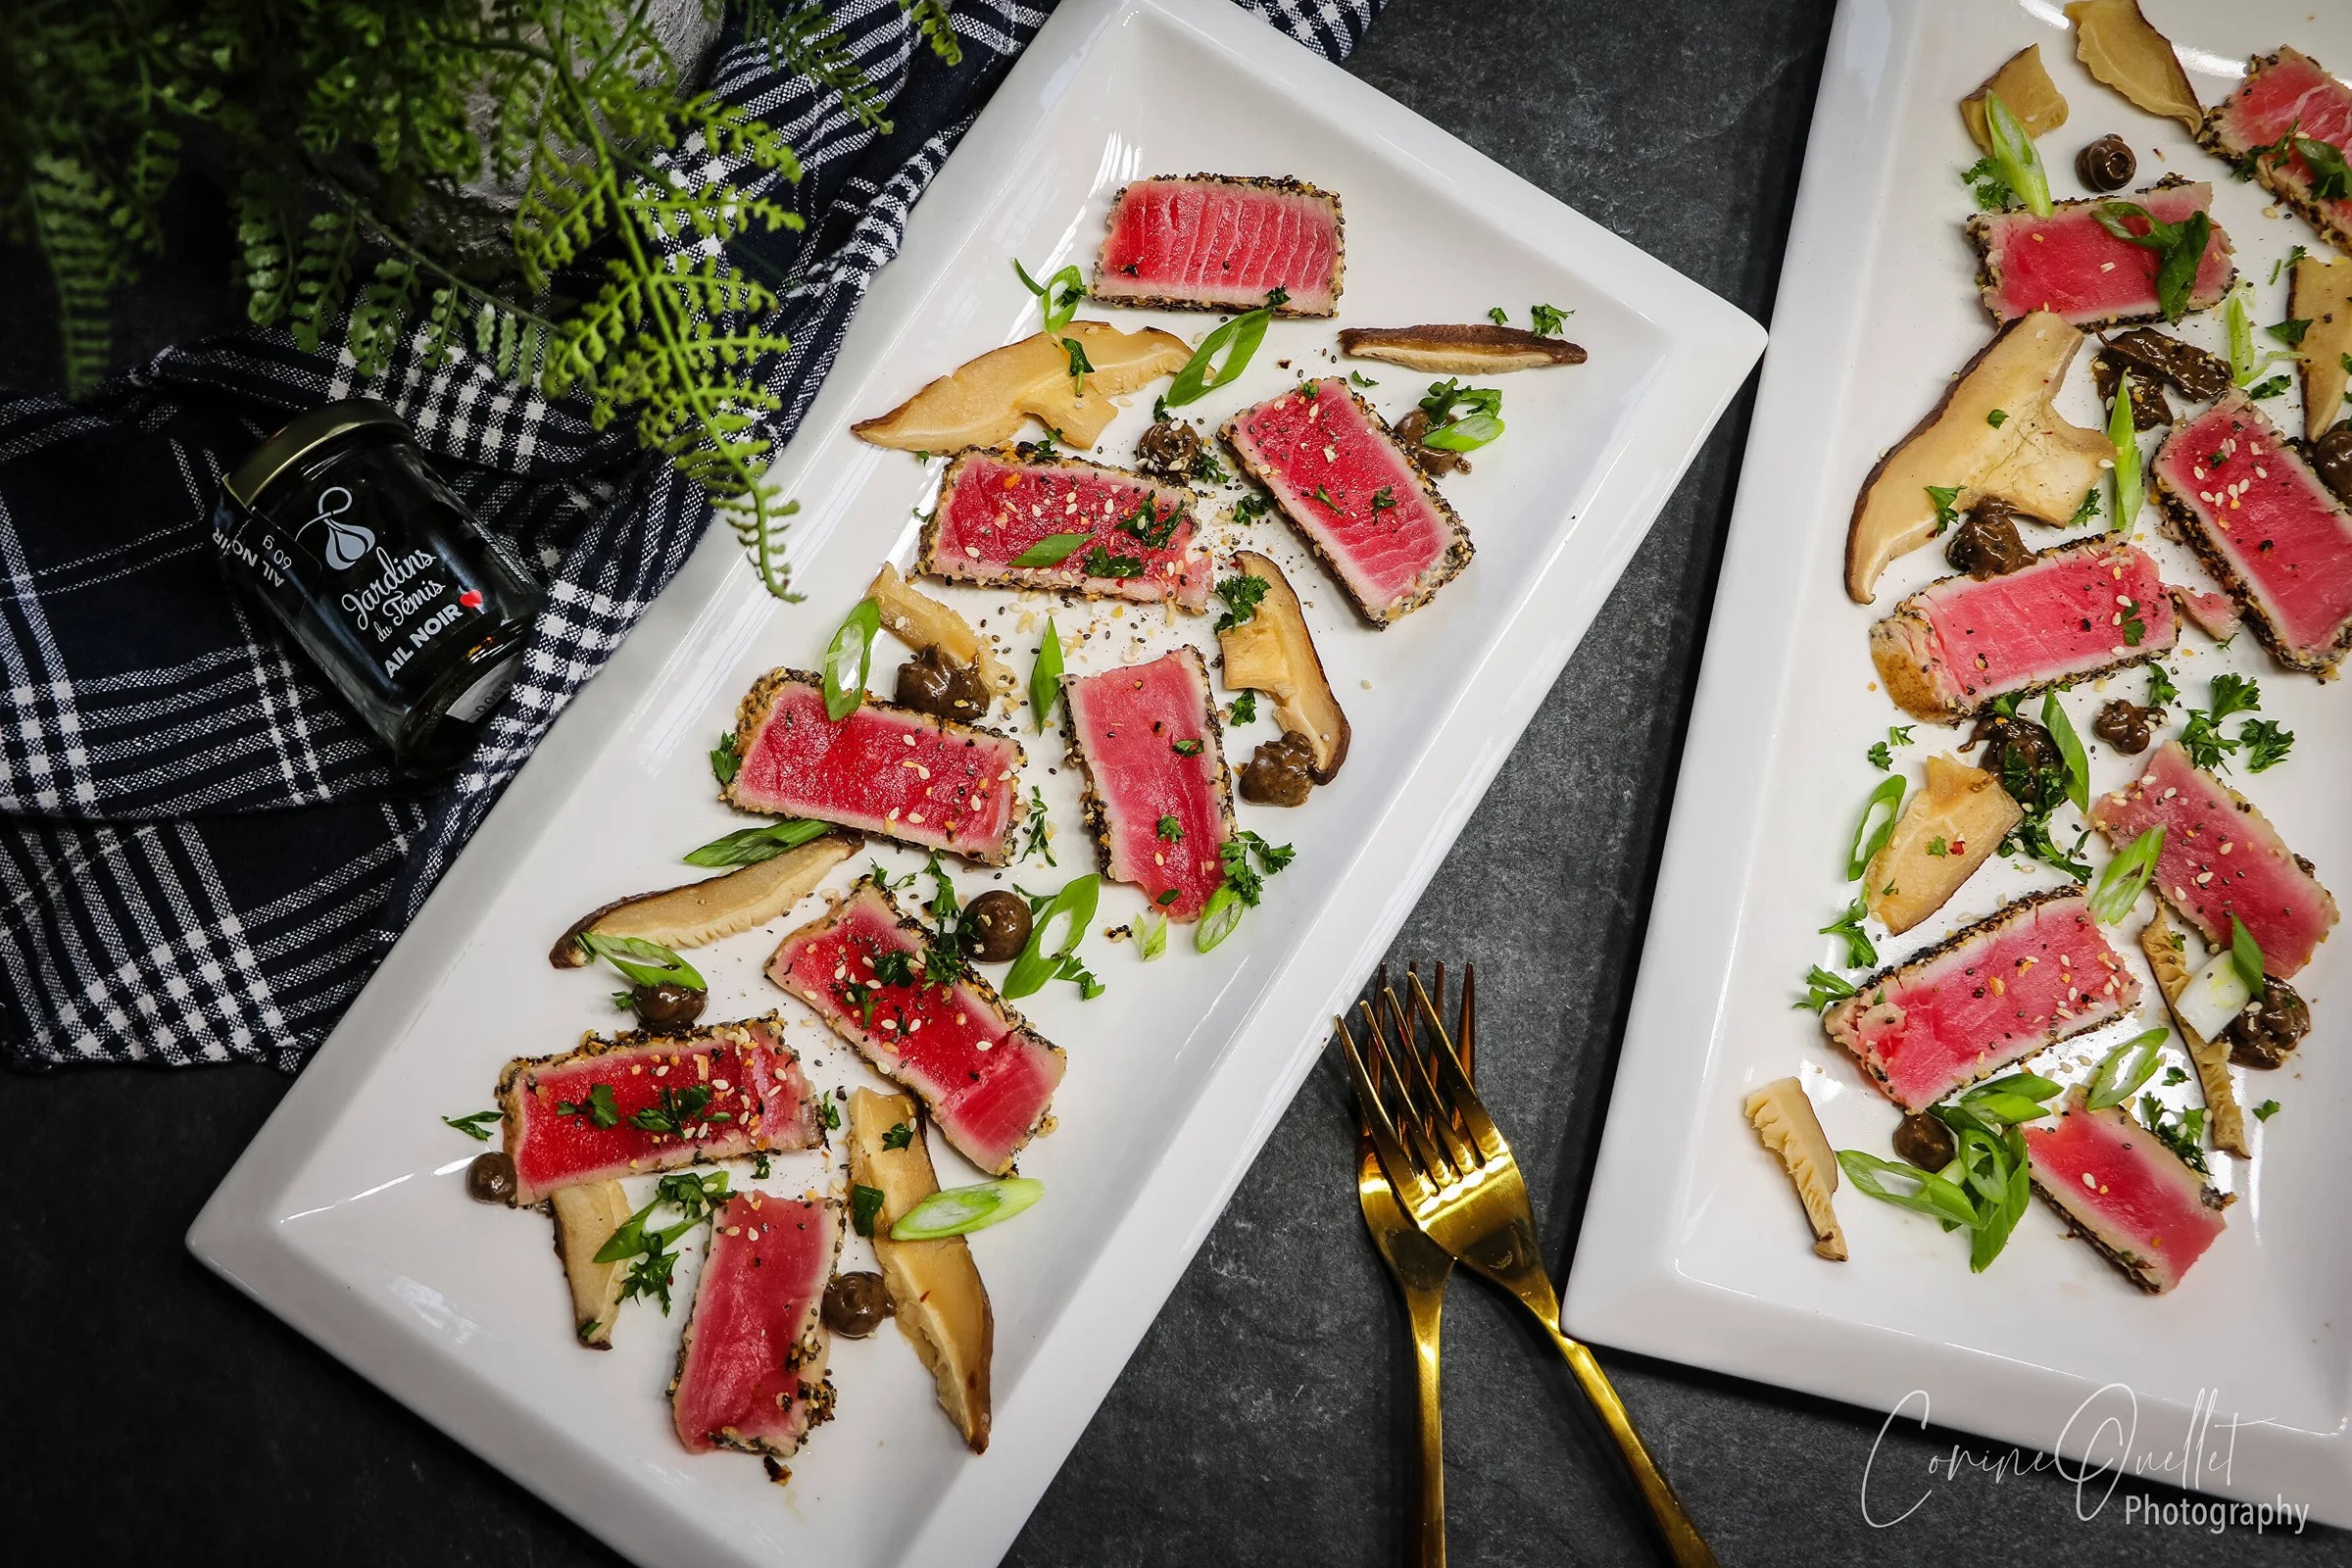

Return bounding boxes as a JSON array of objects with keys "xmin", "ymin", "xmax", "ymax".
[
  {"xmin": 550, "ymin": 832, "xmax": 859, "ymax": 967},
  {"xmin": 1214, "ymin": 551, "xmax": 1349, "ymax": 783},
  {"xmin": 2289, "ymin": 253, "xmax": 2352, "ymax": 444},
  {"xmin": 867, "ymin": 563, "xmax": 1016, "ymax": 703},
  {"xmin": 1336, "ymin": 323, "xmax": 1585, "ymax": 374},
  {"xmin": 1960, "ymin": 45, "xmax": 2068, "ymax": 153},
  {"xmin": 1846, "ymin": 311, "xmax": 2111, "ymax": 602},
  {"xmin": 550, "ymin": 1179, "xmax": 634, "ymax": 1348},
  {"xmin": 1861, "ymin": 756, "xmax": 2024, "ymax": 936},
  {"xmin": 851, "ymin": 321, "xmax": 1190, "ymax": 454},
  {"xmin": 847, "ymin": 1088, "xmax": 994, "ymax": 1453}
]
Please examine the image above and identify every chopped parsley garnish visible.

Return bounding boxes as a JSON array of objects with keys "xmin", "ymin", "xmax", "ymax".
[
  {"xmin": 557, "ymin": 1082, "xmax": 621, "ymax": 1127},
  {"xmin": 1118, "ymin": 497, "xmax": 1181, "ymax": 550},
  {"xmin": 2120, "ymin": 601, "xmax": 2146, "ymax": 646},
  {"xmin": 1191, "ymin": 450, "xmax": 1228, "ymax": 485},
  {"xmin": 1311, "ymin": 485, "xmax": 1343, "ymax": 511},
  {"xmin": 1227, "ymin": 691, "xmax": 1257, "ymax": 725},
  {"xmin": 818, "ymin": 1093, "xmax": 842, "ymax": 1130},
  {"xmin": 1155, "ymin": 813, "xmax": 1183, "ymax": 842},
  {"xmin": 442, "ymin": 1109, "xmax": 501, "ymax": 1141},
  {"xmin": 2145, "ymin": 662, "xmax": 2179, "ymax": 709},
  {"xmin": 628, "ymin": 1083, "xmax": 728, "ymax": 1138},
  {"xmin": 872, "ymin": 949, "xmax": 916, "ymax": 988},
  {"xmin": 1213, "ymin": 573, "xmax": 1270, "ymax": 631},
  {"xmin": 2254, "ymin": 1100, "xmax": 2281, "ymax": 1122},
  {"xmin": 1865, "ymin": 723, "xmax": 1913, "ymax": 771},
  {"xmin": 751, "ymin": 1152, "xmax": 771, "ymax": 1179},
  {"xmin": 1234, "ymin": 493, "xmax": 1271, "ymax": 524},
  {"xmin": 2246, "ymin": 374, "xmax": 2291, "ymax": 400},
  {"xmin": 2271, "ymin": 245, "xmax": 2309, "ymax": 285},
  {"xmin": 1371, "ymin": 485, "xmax": 1397, "ymax": 513},
  {"xmin": 1961, "ymin": 156, "xmax": 2017, "ymax": 210},
  {"xmin": 1059, "ymin": 334, "xmax": 1093, "ymax": 386},
  {"xmin": 883, "ymin": 1121, "xmax": 914, "ymax": 1152},
  {"xmin": 1927, "ymin": 836, "xmax": 1950, "ymax": 858},
  {"xmin": 594, "ymin": 1170, "xmax": 734, "ymax": 1315},
  {"xmin": 1348, "ymin": 370, "xmax": 1379, "ymax": 388},
  {"xmin": 851, "ymin": 1183, "xmax": 887, "ymax": 1238},
  {"xmin": 1486, "ymin": 306, "xmax": 1509, "ymax": 325},
  {"xmin": 1416, "ymin": 378, "xmax": 1504, "ymax": 452},
  {"xmin": 2163, "ymin": 1066, "xmax": 2187, "ymax": 1087},
  {"xmin": 1926, "ymin": 484, "xmax": 1963, "ymax": 530},
  {"xmin": 2267, "ymin": 317, "xmax": 2312, "ymax": 348},
  {"xmin": 710, "ymin": 730, "xmax": 741, "ymax": 787},
  {"xmin": 2240, "ymin": 717, "xmax": 2295, "ymax": 772},
  {"xmin": 1082, "ymin": 543, "xmax": 1143, "ymax": 579},
  {"xmin": 1197, "ymin": 832, "xmax": 1295, "ymax": 953},
  {"xmin": 1170, "ymin": 738, "xmax": 1203, "ymax": 757},
  {"xmin": 2180, "ymin": 672, "xmax": 2263, "ymax": 770},
  {"xmin": 1819, "ymin": 895, "xmax": 1876, "ymax": 968},
  {"xmin": 1530, "ymin": 303, "xmax": 1571, "ymax": 336},
  {"xmin": 837, "ymin": 979, "xmax": 877, "ymax": 1029},
  {"xmin": 1018, "ymin": 786, "xmax": 1055, "ymax": 865},
  {"xmin": 2069, "ymin": 487, "xmax": 2102, "ymax": 527},
  {"xmin": 2138, "ymin": 1095, "xmax": 2210, "ymax": 1174},
  {"xmin": 1796, "ymin": 963, "xmax": 1857, "ymax": 1011},
  {"xmin": 2298, "ymin": 136, "xmax": 2352, "ymax": 201},
  {"xmin": 1985, "ymin": 408, "xmax": 2008, "ymax": 428}
]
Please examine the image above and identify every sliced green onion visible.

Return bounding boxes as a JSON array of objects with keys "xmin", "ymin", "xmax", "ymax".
[
  {"xmin": 1164, "ymin": 293, "xmax": 1285, "ymax": 408},
  {"xmin": 1009, "ymin": 532, "xmax": 1094, "ymax": 567},
  {"xmin": 2088, "ymin": 825, "xmax": 2165, "ymax": 923},
  {"xmin": 1420, "ymin": 412, "xmax": 1504, "ymax": 451},
  {"xmin": 2039, "ymin": 691, "xmax": 2088, "ymax": 814},
  {"xmin": 2230, "ymin": 913, "xmax": 2265, "ymax": 992},
  {"xmin": 1845, "ymin": 775, "xmax": 1906, "ymax": 880},
  {"xmin": 1003, "ymin": 873, "xmax": 1097, "ymax": 999},
  {"xmin": 1029, "ymin": 616, "xmax": 1062, "ymax": 734},
  {"xmin": 1194, "ymin": 885, "xmax": 1245, "ymax": 953},
  {"xmin": 576, "ymin": 932, "xmax": 705, "ymax": 992},
  {"xmin": 2177, "ymin": 946, "xmax": 2253, "ymax": 1040},
  {"xmin": 1983, "ymin": 90, "xmax": 2051, "ymax": 219},
  {"xmin": 2228, "ymin": 282, "xmax": 2257, "ymax": 384},
  {"xmin": 1134, "ymin": 908, "xmax": 1168, "ymax": 961},
  {"xmin": 1959, "ymin": 1071, "xmax": 2064, "ymax": 1124},
  {"xmin": 1968, "ymin": 1136, "xmax": 2032, "ymax": 1273},
  {"xmin": 1014, "ymin": 259, "xmax": 1085, "ymax": 334},
  {"xmin": 2107, "ymin": 368, "xmax": 2142, "ymax": 530},
  {"xmin": 2085, "ymin": 1026, "xmax": 2168, "ymax": 1111},
  {"xmin": 823, "ymin": 598, "xmax": 881, "ymax": 721},
  {"xmin": 683, "ymin": 818, "xmax": 832, "ymax": 867},
  {"xmin": 1837, "ymin": 1150, "xmax": 1982, "ymax": 1229},
  {"xmin": 890, "ymin": 1176, "xmax": 1044, "ymax": 1240}
]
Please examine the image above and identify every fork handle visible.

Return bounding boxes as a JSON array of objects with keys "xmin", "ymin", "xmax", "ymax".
[
  {"xmin": 1404, "ymin": 1288, "xmax": 1447, "ymax": 1568},
  {"xmin": 1543, "ymin": 1328, "xmax": 1717, "ymax": 1568}
]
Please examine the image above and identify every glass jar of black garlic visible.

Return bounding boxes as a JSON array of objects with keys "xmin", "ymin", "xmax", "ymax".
[{"xmin": 212, "ymin": 399, "xmax": 540, "ymax": 777}]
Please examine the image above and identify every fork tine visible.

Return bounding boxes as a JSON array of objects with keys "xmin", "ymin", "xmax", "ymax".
[
  {"xmin": 1337, "ymin": 1013, "xmax": 1438, "ymax": 1210},
  {"xmin": 1458, "ymin": 962, "xmax": 1475, "ymax": 1080},
  {"xmin": 1409, "ymin": 970, "xmax": 1506, "ymax": 1161},
  {"xmin": 1362, "ymin": 998, "xmax": 1461, "ymax": 1182},
  {"xmin": 1371, "ymin": 987, "xmax": 1473, "ymax": 1179},
  {"xmin": 1385, "ymin": 979, "xmax": 1482, "ymax": 1175}
]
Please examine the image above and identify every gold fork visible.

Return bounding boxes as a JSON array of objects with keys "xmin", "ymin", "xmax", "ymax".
[
  {"xmin": 1355, "ymin": 963, "xmax": 1473, "ymax": 1568},
  {"xmin": 1339, "ymin": 971, "xmax": 1719, "ymax": 1568}
]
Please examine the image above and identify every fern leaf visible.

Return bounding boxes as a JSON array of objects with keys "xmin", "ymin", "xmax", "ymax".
[
  {"xmin": 420, "ymin": 285, "xmax": 463, "ymax": 366},
  {"xmin": 346, "ymin": 256, "xmax": 418, "ymax": 378},
  {"xmin": 24, "ymin": 156, "xmax": 127, "ymax": 397},
  {"xmin": 291, "ymin": 210, "xmax": 357, "ymax": 354},
  {"xmin": 746, "ymin": 3, "xmax": 894, "ymax": 133},
  {"xmin": 903, "ymin": 0, "xmax": 962, "ymax": 68}
]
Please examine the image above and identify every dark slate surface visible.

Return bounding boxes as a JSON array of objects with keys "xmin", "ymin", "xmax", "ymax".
[{"xmin": 4, "ymin": 2, "xmax": 2345, "ymax": 1565}]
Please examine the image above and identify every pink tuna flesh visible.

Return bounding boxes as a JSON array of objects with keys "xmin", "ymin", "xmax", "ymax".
[
  {"xmin": 1870, "ymin": 541, "xmax": 2177, "ymax": 720},
  {"xmin": 1092, "ymin": 175, "xmax": 1342, "ymax": 315},
  {"xmin": 2205, "ymin": 49, "xmax": 2352, "ymax": 238},
  {"xmin": 725, "ymin": 671, "xmax": 1024, "ymax": 864},
  {"xmin": 2024, "ymin": 1093, "xmax": 2226, "ymax": 1294},
  {"xmin": 2172, "ymin": 585, "xmax": 2241, "ymax": 641},
  {"xmin": 1060, "ymin": 647, "xmax": 1234, "ymax": 921},
  {"xmin": 2152, "ymin": 393, "xmax": 2352, "ymax": 673},
  {"xmin": 2088, "ymin": 740, "xmax": 2338, "ymax": 977},
  {"xmin": 497, "ymin": 1018, "xmax": 823, "ymax": 1206},
  {"xmin": 766, "ymin": 881, "xmax": 1063, "ymax": 1174},
  {"xmin": 670, "ymin": 1193, "xmax": 836, "ymax": 1455},
  {"xmin": 1823, "ymin": 892, "xmax": 2137, "ymax": 1110},
  {"xmin": 923, "ymin": 451, "xmax": 1207, "ymax": 609},
  {"xmin": 1223, "ymin": 379, "xmax": 1472, "ymax": 623},
  {"xmin": 1969, "ymin": 184, "xmax": 2233, "ymax": 326}
]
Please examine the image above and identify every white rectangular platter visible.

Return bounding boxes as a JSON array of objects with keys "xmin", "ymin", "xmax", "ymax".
[
  {"xmin": 186, "ymin": 1, "xmax": 1763, "ymax": 1563},
  {"xmin": 1570, "ymin": 0, "xmax": 2352, "ymax": 1528}
]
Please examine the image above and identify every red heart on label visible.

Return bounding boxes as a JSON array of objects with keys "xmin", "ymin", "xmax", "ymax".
[{"xmin": 459, "ymin": 590, "xmax": 483, "ymax": 610}]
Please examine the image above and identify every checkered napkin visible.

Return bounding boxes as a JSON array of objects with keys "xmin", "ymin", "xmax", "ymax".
[{"xmin": 0, "ymin": 0, "xmax": 1380, "ymax": 1069}]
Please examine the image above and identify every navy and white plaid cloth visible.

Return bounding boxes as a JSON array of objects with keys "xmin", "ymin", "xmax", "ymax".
[{"xmin": 0, "ymin": 0, "xmax": 1380, "ymax": 1070}]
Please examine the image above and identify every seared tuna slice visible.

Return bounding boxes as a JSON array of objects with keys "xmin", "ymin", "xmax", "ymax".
[
  {"xmin": 2151, "ymin": 393, "xmax": 2352, "ymax": 675},
  {"xmin": 2088, "ymin": 740, "xmax": 2339, "ymax": 977},
  {"xmin": 724, "ymin": 669, "xmax": 1025, "ymax": 865},
  {"xmin": 1870, "ymin": 539, "xmax": 2178, "ymax": 721},
  {"xmin": 496, "ymin": 1016, "xmax": 825, "ymax": 1207},
  {"xmin": 1060, "ymin": 647, "xmax": 1236, "ymax": 921},
  {"xmin": 669, "ymin": 1192, "xmax": 839, "ymax": 1457},
  {"xmin": 1222, "ymin": 379, "xmax": 1473, "ymax": 624},
  {"xmin": 921, "ymin": 450, "xmax": 1208, "ymax": 611},
  {"xmin": 2024, "ymin": 1090, "xmax": 2227, "ymax": 1295},
  {"xmin": 1823, "ymin": 891, "xmax": 2137, "ymax": 1111},
  {"xmin": 1966, "ymin": 181, "xmax": 2234, "ymax": 326},
  {"xmin": 766, "ymin": 879, "xmax": 1064, "ymax": 1175},
  {"xmin": 1092, "ymin": 174, "xmax": 1344, "ymax": 317},
  {"xmin": 2199, "ymin": 49, "xmax": 2352, "ymax": 259}
]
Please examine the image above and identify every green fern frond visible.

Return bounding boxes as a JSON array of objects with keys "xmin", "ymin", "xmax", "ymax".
[
  {"xmin": 24, "ymin": 156, "xmax": 125, "ymax": 397},
  {"xmin": 903, "ymin": 0, "xmax": 962, "ymax": 67},
  {"xmin": 346, "ymin": 256, "xmax": 418, "ymax": 378},
  {"xmin": 746, "ymin": 3, "xmax": 894, "ymax": 133},
  {"xmin": 419, "ymin": 284, "xmax": 464, "ymax": 366},
  {"xmin": 291, "ymin": 209, "xmax": 358, "ymax": 354},
  {"xmin": 233, "ymin": 170, "xmax": 299, "ymax": 327}
]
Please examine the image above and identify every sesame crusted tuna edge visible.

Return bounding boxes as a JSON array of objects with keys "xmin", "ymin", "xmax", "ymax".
[
  {"xmin": 1821, "ymin": 888, "xmax": 2128, "ymax": 1108},
  {"xmin": 2196, "ymin": 52, "xmax": 2352, "ymax": 263},
  {"xmin": 766, "ymin": 875, "xmax": 1063, "ymax": 1176},
  {"xmin": 2152, "ymin": 436, "xmax": 2352, "ymax": 678},
  {"xmin": 1217, "ymin": 379, "xmax": 1474, "ymax": 628},
  {"xmin": 2027, "ymin": 1117, "xmax": 2227, "ymax": 1296},
  {"xmin": 1056, "ymin": 645, "xmax": 1238, "ymax": 921},
  {"xmin": 667, "ymin": 1194, "xmax": 843, "ymax": 1459},
  {"xmin": 1963, "ymin": 175, "xmax": 2236, "ymax": 329},
  {"xmin": 494, "ymin": 1014, "xmax": 823, "ymax": 1206},
  {"xmin": 721, "ymin": 666, "xmax": 1029, "ymax": 866},
  {"xmin": 1089, "ymin": 173, "xmax": 1345, "ymax": 318},
  {"xmin": 918, "ymin": 450, "xmax": 1208, "ymax": 611}
]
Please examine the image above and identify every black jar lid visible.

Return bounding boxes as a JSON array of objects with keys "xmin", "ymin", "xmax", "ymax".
[{"xmin": 222, "ymin": 398, "xmax": 413, "ymax": 511}]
